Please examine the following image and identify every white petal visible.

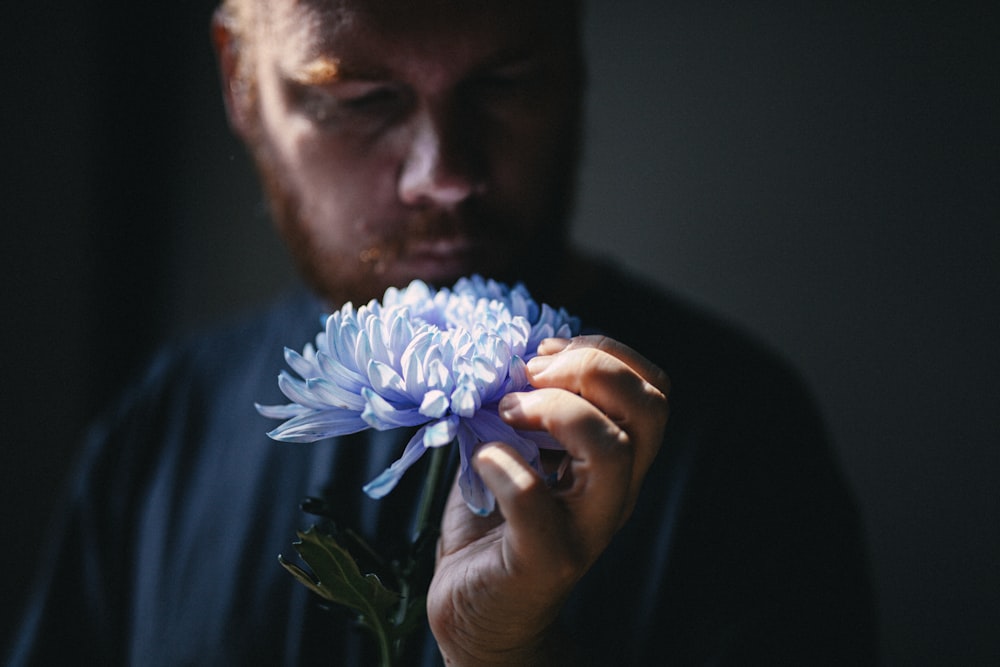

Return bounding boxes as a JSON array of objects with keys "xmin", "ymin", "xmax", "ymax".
[
  {"xmin": 365, "ymin": 312, "xmax": 391, "ymax": 365},
  {"xmin": 470, "ymin": 356, "xmax": 503, "ymax": 398},
  {"xmin": 266, "ymin": 408, "xmax": 368, "ymax": 442},
  {"xmin": 254, "ymin": 402, "xmax": 308, "ymax": 419},
  {"xmin": 352, "ymin": 323, "xmax": 373, "ymax": 372},
  {"xmin": 450, "ymin": 381, "xmax": 481, "ymax": 418},
  {"xmin": 456, "ymin": 425, "xmax": 495, "ymax": 515},
  {"xmin": 304, "ymin": 377, "xmax": 365, "ymax": 411},
  {"xmin": 423, "ymin": 414, "xmax": 459, "ymax": 447},
  {"xmin": 361, "ymin": 387, "xmax": 428, "ymax": 429},
  {"xmin": 466, "ymin": 411, "xmax": 542, "ymax": 472},
  {"xmin": 367, "ymin": 359, "xmax": 411, "ymax": 403},
  {"xmin": 363, "ymin": 427, "xmax": 429, "ymax": 498},
  {"xmin": 426, "ymin": 358, "xmax": 454, "ymax": 394},
  {"xmin": 388, "ymin": 307, "xmax": 414, "ymax": 353},
  {"xmin": 316, "ymin": 350, "xmax": 367, "ymax": 393},
  {"xmin": 328, "ymin": 312, "xmax": 358, "ymax": 361},
  {"xmin": 530, "ymin": 322, "xmax": 555, "ymax": 350},
  {"xmin": 508, "ymin": 356, "xmax": 528, "ymax": 390},
  {"xmin": 283, "ymin": 347, "xmax": 318, "ymax": 379},
  {"xmin": 419, "ymin": 390, "xmax": 450, "ymax": 419},
  {"xmin": 277, "ymin": 371, "xmax": 328, "ymax": 410}
]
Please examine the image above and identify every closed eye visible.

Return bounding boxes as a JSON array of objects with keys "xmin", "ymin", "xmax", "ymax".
[
  {"xmin": 341, "ymin": 86, "xmax": 403, "ymax": 110},
  {"xmin": 466, "ymin": 59, "xmax": 544, "ymax": 99},
  {"xmin": 287, "ymin": 80, "xmax": 408, "ymax": 126}
]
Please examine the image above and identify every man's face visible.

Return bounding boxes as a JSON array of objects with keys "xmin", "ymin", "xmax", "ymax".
[{"xmin": 229, "ymin": 0, "xmax": 582, "ymax": 306}]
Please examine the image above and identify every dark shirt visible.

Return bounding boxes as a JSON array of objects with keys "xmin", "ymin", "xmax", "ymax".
[{"xmin": 7, "ymin": 262, "xmax": 878, "ymax": 665}]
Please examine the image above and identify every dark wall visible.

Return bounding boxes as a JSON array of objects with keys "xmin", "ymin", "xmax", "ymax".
[
  {"xmin": 2, "ymin": 1, "xmax": 997, "ymax": 663},
  {"xmin": 0, "ymin": 0, "xmax": 292, "ymax": 640},
  {"xmin": 576, "ymin": 3, "xmax": 998, "ymax": 664}
]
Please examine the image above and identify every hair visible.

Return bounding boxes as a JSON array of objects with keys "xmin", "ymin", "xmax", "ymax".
[
  {"xmin": 216, "ymin": 0, "xmax": 584, "ymax": 51},
  {"xmin": 214, "ymin": 0, "xmax": 585, "ymax": 128},
  {"xmin": 217, "ymin": 0, "xmax": 254, "ymax": 35},
  {"xmin": 216, "ymin": 0, "xmax": 257, "ymax": 76}
]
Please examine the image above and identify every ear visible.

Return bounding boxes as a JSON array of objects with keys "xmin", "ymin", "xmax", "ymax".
[{"xmin": 211, "ymin": 9, "xmax": 254, "ymax": 139}]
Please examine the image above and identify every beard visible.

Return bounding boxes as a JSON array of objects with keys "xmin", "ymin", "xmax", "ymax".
[{"xmin": 248, "ymin": 137, "xmax": 579, "ymax": 308}]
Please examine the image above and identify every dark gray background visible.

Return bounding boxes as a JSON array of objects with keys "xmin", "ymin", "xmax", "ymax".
[{"xmin": 2, "ymin": 1, "xmax": 997, "ymax": 663}]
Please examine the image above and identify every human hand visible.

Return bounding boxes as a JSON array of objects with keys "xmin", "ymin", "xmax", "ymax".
[{"xmin": 427, "ymin": 335, "xmax": 670, "ymax": 666}]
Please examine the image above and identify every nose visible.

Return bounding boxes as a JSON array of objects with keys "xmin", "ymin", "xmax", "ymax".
[{"xmin": 397, "ymin": 104, "xmax": 482, "ymax": 207}]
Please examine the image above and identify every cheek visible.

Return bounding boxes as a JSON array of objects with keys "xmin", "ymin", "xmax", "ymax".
[
  {"xmin": 287, "ymin": 132, "xmax": 402, "ymax": 242},
  {"xmin": 256, "ymin": 85, "xmax": 398, "ymax": 243}
]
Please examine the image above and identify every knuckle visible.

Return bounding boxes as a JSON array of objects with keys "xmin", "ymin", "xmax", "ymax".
[
  {"xmin": 646, "ymin": 381, "xmax": 670, "ymax": 418},
  {"xmin": 569, "ymin": 333, "xmax": 612, "ymax": 350},
  {"xmin": 552, "ymin": 548, "xmax": 589, "ymax": 584},
  {"xmin": 579, "ymin": 344, "xmax": 610, "ymax": 369},
  {"xmin": 651, "ymin": 366, "xmax": 672, "ymax": 397},
  {"xmin": 591, "ymin": 334, "xmax": 617, "ymax": 354}
]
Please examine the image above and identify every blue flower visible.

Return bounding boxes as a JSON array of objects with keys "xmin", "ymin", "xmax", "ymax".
[{"xmin": 257, "ymin": 276, "xmax": 580, "ymax": 515}]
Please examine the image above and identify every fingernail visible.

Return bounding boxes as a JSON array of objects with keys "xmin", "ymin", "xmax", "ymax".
[
  {"xmin": 537, "ymin": 337, "xmax": 571, "ymax": 354},
  {"xmin": 526, "ymin": 355, "xmax": 553, "ymax": 376},
  {"xmin": 476, "ymin": 445, "xmax": 535, "ymax": 492},
  {"xmin": 498, "ymin": 393, "xmax": 524, "ymax": 420}
]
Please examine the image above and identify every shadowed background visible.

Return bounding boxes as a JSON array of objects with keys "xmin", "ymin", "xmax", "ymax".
[{"xmin": 2, "ymin": 1, "xmax": 997, "ymax": 663}]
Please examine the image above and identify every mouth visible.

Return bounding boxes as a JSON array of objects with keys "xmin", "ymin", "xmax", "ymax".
[
  {"xmin": 406, "ymin": 237, "xmax": 481, "ymax": 274},
  {"xmin": 407, "ymin": 237, "xmax": 478, "ymax": 259},
  {"xmin": 360, "ymin": 205, "xmax": 509, "ymax": 286}
]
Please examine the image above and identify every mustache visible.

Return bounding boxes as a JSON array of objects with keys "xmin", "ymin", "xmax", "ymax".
[
  {"xmin": 358, "ymin": 204, "xmax": 499, "ymax": 268},
  {"xmin": 406, "ymin": 206, "xmax": 480, "ymax": 240}
]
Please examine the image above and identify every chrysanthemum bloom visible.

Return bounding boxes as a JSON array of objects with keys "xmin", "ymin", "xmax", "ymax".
[{"xmin": 257, "ymin": 277, "xmax": 580, "ymax": 515}]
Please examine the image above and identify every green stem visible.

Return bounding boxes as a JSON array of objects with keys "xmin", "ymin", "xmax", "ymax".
[
  {"xmin": 386, "ymin": 444, "xmax": 451, "ymax": 663},
  {"xmin": 413, "ymin": 445, "xmax": 451, "ymax": 542},
  {"xmin": 376, "ymin": 623, "xmax": 394, "ymax": 667}
]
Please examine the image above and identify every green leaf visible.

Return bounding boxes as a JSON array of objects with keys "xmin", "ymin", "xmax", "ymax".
[
  {"xmin": 278, "ymin": 555, "xmax": 330, "ymax": 600},
  {"xmin": 283, "ymin": 528, "xmax": 400, "ymax": 620},
  {"xmin": 396, "ymin": 594, "xmax": 428, "ymax": 638}
]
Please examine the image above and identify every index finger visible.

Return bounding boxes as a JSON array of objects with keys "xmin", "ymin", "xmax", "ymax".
[{"xmin": 537, "ymin": 335, "xmax": 671, "ymax": 398}]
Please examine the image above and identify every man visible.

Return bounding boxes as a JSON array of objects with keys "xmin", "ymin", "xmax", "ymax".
[{"xmin": 7, "ymin": 0, "xmax": 877, "ymax": 664}]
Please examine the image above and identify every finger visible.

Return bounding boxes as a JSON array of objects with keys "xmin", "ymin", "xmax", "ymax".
[
  {"xmin": 500, "ymin": 389, "xmax": 628, "ymax": 459},
  {"xmin": 471, "ymin": 442, "xmax": 588, "ymax": 584},
  {"xmin": 535, "ymin": 336, "xmax": 571, "ymax": 356},
  {"xmin": 525, "ymin": 347, "xmax": 667, "ymax": 476},
  {"xmin": 527, "ymin": 346, "xmax": 664, "ymax": 423},
  {"xmin": 537, "ymin": 335, "xmax": 671, "ymax": 397},
  {"xmin": 499, "ymin": 389, "xmax": 635, "ymax": 529},
  {"xmin": 436, "ymin": 471, "xmax": 502, "ymax": 558}
]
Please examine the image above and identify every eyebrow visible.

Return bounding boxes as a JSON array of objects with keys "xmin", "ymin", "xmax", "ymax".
[
  {"xmin": 286, "ymin": 56, "xmax": 341, "ymax": 85},
  {"xmin": 286, "ymin": 56, "xmax": 390, "ymax": 86}
]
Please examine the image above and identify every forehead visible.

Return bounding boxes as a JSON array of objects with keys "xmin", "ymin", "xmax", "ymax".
[{"xmin": 257, "ymin": 0, "xmax": 579, "ymax": 72}]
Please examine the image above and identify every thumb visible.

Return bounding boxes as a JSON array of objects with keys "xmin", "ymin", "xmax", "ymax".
[{"xmin": 472, "ymin": 443, "xmax": 580, "ymax": 583}]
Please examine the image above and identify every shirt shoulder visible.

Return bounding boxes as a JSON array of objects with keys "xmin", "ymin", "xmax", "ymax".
[{"xmin": 565, "ymin": 257, "xmax": 815, "ymax": 416}]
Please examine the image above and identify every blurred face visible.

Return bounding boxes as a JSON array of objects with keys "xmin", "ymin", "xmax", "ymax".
[{"xmin": 225, "ymin": 0, "xmax": 582, "ymax": 306}]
